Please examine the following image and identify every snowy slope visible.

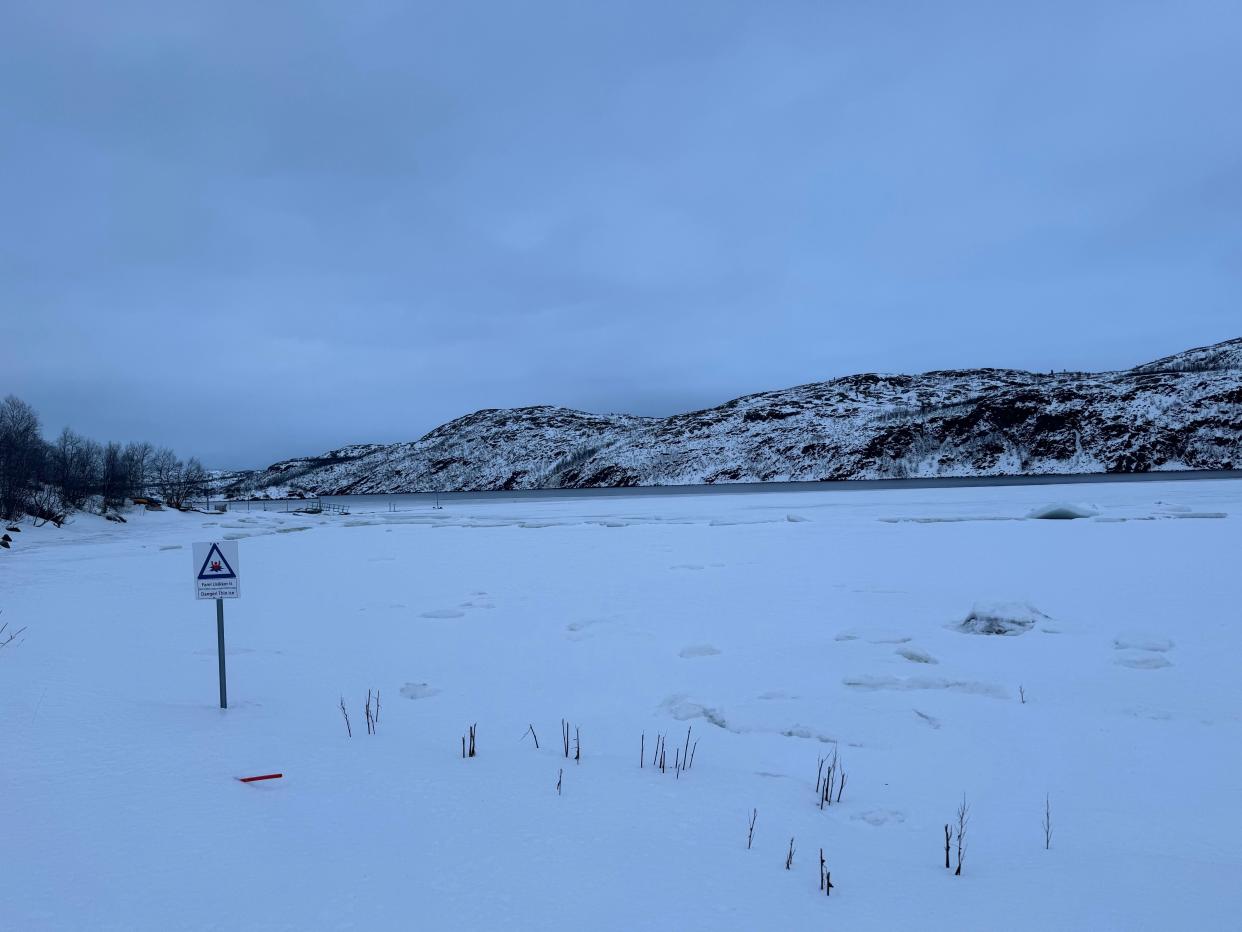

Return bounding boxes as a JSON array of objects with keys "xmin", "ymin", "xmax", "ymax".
[
  {"xmin": 3, "ymin": 480, "xmax": 1240, "ymax": 929},
  {"xmin": 223, "ymin": 339, "xmax": 1242, "ymax": 496}
]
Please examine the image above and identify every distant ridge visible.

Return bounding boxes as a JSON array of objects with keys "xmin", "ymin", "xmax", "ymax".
[{"xmin": 219, "ymin": 339, "xmax": 1242, "ymax": 496}]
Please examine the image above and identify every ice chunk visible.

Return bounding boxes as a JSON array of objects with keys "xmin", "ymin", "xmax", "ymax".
[
  {"xmin": 1027, "ymin": 502, "xmax": 1100, "ymax": 519},
  {"xmin": 957, "ymin": 601, "xmax": 1050, "ymax": 636}
]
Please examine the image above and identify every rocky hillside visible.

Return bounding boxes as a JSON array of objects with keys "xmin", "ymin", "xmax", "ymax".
[{"xmin": 220, "ymin": 338, "xmax": 1242, "ymax": 496}]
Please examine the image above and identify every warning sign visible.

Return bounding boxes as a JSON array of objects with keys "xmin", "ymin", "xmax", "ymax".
[{"xmin": 193, "ymin": 541, "xmax": 240, "ymax": 600}]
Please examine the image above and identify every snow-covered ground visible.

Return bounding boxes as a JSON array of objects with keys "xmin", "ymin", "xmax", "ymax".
[{"xmin": 3, "ymin": 480, "xmax": 1240, "ymax": 930}]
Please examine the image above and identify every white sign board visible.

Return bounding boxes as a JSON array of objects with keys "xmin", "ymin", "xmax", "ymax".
[{"xmin": 193, "ymin": 540, "xmax": 240, "ymax": 600}]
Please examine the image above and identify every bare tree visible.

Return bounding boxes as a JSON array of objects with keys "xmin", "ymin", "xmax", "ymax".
[
  {"xmin": 1, "ymin": 398, "xmax": 202, "ymax": 518},
  {"xmin": 339, "ymin": 696, "xmax": 352, "ymax": 737},
  {"xmin": 100, "ymin": 441, "xmax": 127, "ymax": 510},
  {"xmin": 155, "ymin": 452, "xmax": 207, "ymax": 508},
  {"xmin": 0, "ymin": 396, "xmax": 44, "ymax": 519},
  {"xmin": 48, "ymin": 428, "xmax": 98, "ymax": 510},
  {"xmin": 151, "ymin": 447, "xmax": 180, "ymax": 503},
  {"xmin": 28, "ymin": 485, "xmax": 67, "ymax": 527},
  {"xmin": 955, "ymin": 795, "xmax": 969, "ymax": 875},
  {"xmin": 123, "ymin": 441, "xmax": 154, "ymax": 499}
]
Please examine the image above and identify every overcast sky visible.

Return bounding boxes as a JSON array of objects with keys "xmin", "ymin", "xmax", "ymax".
[{"xmin": 3, "ymin": 1, "xmax": 1239, "ymax": 468}]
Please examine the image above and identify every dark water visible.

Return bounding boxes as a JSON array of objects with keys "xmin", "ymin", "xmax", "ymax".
[
  {"xmin": 274, "ymin": 468, "xmax": 1242, "ymax": 511},
  {"xmin": 212, "ymin": 468, "xmax": 1240, "ymax": 512}
]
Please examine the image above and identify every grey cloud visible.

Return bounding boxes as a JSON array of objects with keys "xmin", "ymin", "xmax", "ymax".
[{"xmin": 3, "ymin": 0, "xmax": 1238, "ymax": 467}]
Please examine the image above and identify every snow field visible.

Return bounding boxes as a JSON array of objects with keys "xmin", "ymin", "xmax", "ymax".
[{"xmin": 2, "ymin": 479, "xmax": 1241, "ymax": 930}]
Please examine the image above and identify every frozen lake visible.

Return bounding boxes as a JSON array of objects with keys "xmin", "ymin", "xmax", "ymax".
[{"xmin": 4, "ymin": 476, "xmax": 1240, "ymax": 929}]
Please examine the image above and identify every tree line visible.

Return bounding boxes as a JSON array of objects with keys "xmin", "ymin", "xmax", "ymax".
[{"xmin": 0, "ymin": 395, "xmax": 206, "ymax": 523}]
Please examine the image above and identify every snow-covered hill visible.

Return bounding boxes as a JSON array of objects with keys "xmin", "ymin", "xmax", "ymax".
[{"xmin": 223, "ymin": 339, "xmax": 1242, "ymax": 496}]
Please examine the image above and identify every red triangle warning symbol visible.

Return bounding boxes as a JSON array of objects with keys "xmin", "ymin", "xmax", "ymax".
[{"xmin": 197, "ymin": 543, "xmax": 237, "ymax": 580}]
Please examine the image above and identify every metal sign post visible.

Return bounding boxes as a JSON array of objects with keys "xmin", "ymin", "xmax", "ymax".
[
  {"xmin": 193, "ymin": 541, "xmax": 241, "ymax": 709},
  {"xmin": 216, "ymin": 597, "xmax": 227, "ymax": 708}
]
